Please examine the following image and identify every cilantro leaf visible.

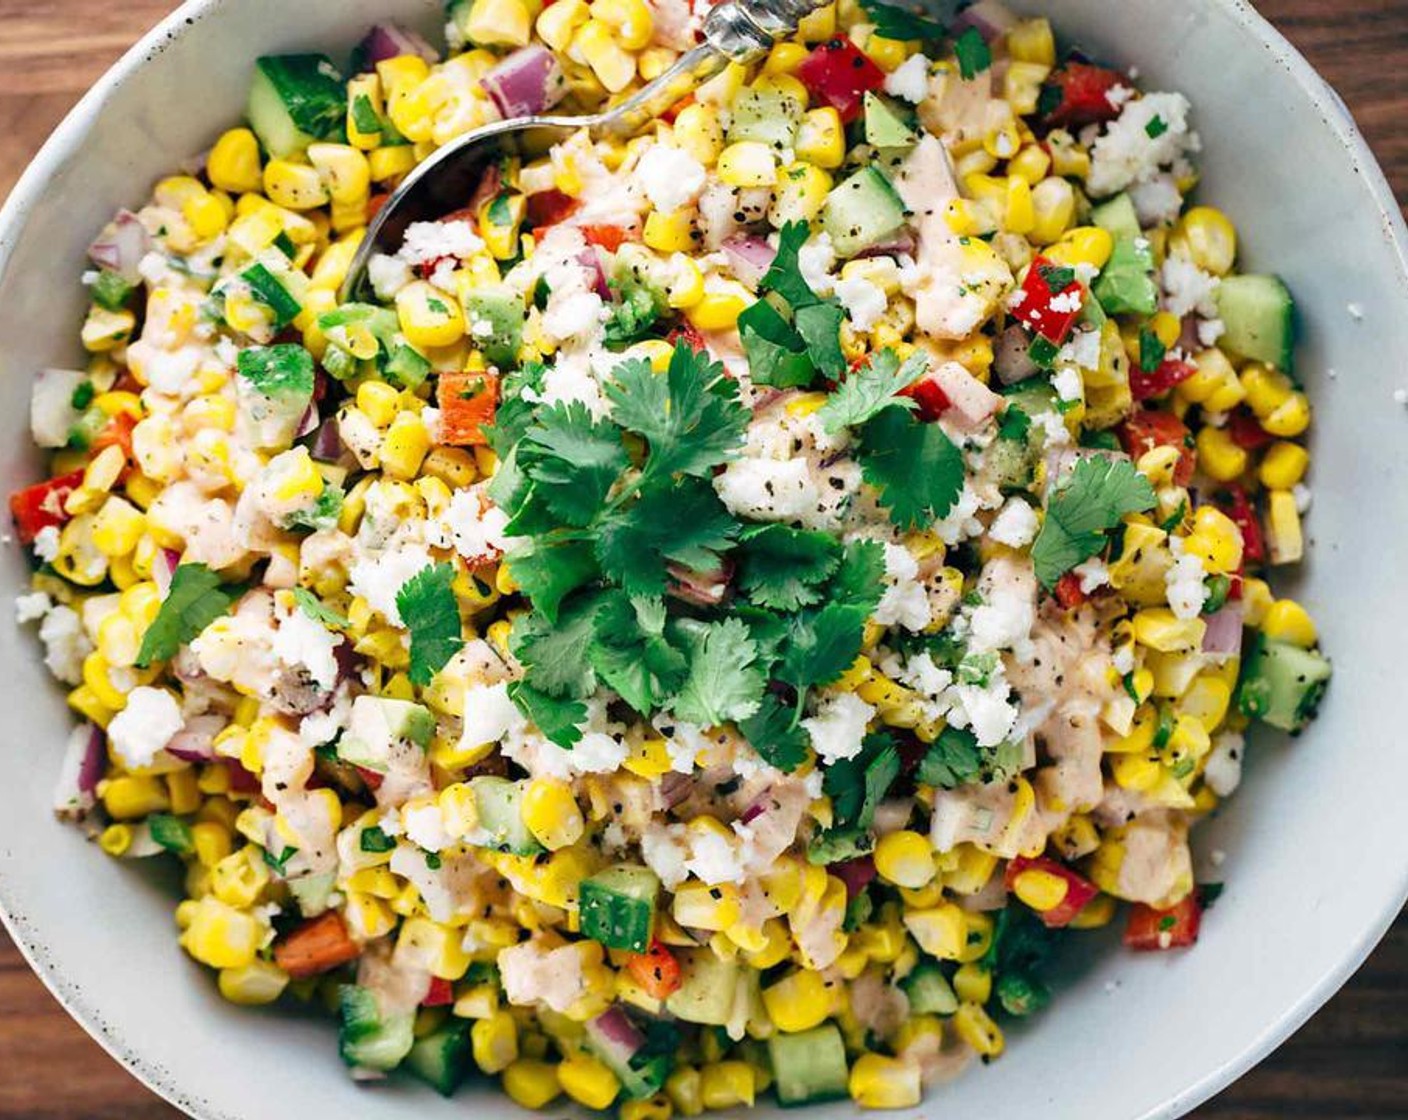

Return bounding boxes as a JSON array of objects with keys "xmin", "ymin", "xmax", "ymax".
[
  {"xmin": 397, "ymin": 563, "xmax": 465, "ymax": 687},
  {"xmin": 283, "ymin": 485, "xmax": 344, "ymax": 532},
  {"xmin": 998, "ymin": 404, "xmax": 1032, "ymax": 442},
  {"xmin": 738, "ymin": 691, "xmax": 811, "ymax": 773},
  {"xmin": 794, "ymin": 301, "xmax": 848, "ymax": 379},
  {"xmin": 509, "ymin": 679, "xmax": 586, "ymax": 748},
  {"xmin": 954, "ymin": 27, "xmax": 993, "ymax": 81},
  {"xmin": 515, "ymin": 401, "xmax": 629, "ymax": 528},
  {"xmin": 858, "ymin": 0, "xmax": 947, "ymax": 42},
  {"xmin": 603, "ymin": 284, "xmax": 665, "ymax": 348},
  {"xmin": 759, "ymin": 222, "xmax": 820, "ymax": 310},
  {"xmin": 1031, "ymin": 455, "xmax": 1157, "ymax": 589},
  {"xmin": 773, "ymin": 538, "xmax": 886, "ymax": 688},
  {"xmin": 669, "ymin": 618, "xmax": 766, "ymax": 726},
  {"xmin": 360, "ymin": 826, "xmax": 396, "ymax": 853},
  {"xmin": 916, "ymin": 725, "xmax": 984, "ymax": 788},
  {"xmin": 237, "ymin": 343, "xmax": 314, "ymax": 401},
  {"xmin": 1146, "ymin": 115, "xmax": 1169, "ymax": 139},
  {"xmin": 504, "ymin": 535, "xmax": 599, "ymax": 622},
  {"xmin": 595, "ymin": 477, "xmax": 737, "ymax": 597},
  {"xmin": 816, "ymin": 348, "xmax": 925, "ymax": 434},
  {"xmin": 136, "ymin": 564, "xmax": 245, "ymax": 667},
  {"xmin": 587, "ymin": 592, "xmax": 689, "ymax": 714},
  {"xmin": 483, "ymin": 360, "xmax": 547, "ymax": 459},
  {"xmin": 857, "ymin": 407, "xmax": 966, "ymax": 529},
  {"xmin": 825, "ymin": 732, "xmax": 901, "ymax": 832},
  {"xmin": 292, "ymin": 586, "xmax": 349, "ymax": 628},
  {"xmin": 738, "ymin": 298, "xmax": 815, "ymax": 389},
  {"xmin": 606, "ymin": 343, "xmax": 749, "ymax": 481},
  {"xmin": 1137, "ymin": 325, "xmax": 1167, "ymax": 373},
  {"xmin": 736, "ymin": 524, "xmax": 842, "ymax": 611},
  {"xmin": 830, "ymin": 537, "xmax": 888, "ymax": 607},
  {"xmin": 509, "ymin": 594, "xmax": 602, "ymax": 698}
]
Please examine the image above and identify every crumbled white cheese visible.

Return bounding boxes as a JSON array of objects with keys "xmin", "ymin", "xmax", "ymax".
[
  {"xmin": 15, "ymin": 591, "xmax": 52, "ymax": 624},
  {"xmin": 1049, "ymin": 289, "xmax": 1083, "ymax": 315},
  {"xmin": 873, "ymin": 543, "xmax": 932, "ymax": 631},
  {"xmin": 399, "ymin": 220, "xmax": 484, "ymax": 266},
  {"xmin": 271, "ymin": 605, "xmax": 340, "ymax": 691},
  {"xmin": 1197, "ymin": 318, "xmax": 1226, "ymax": 347},
  {"xmin": 542, "ymin": 290, "xmax": 605, "ymax": 343},
  {"xmin": 460, "ymin": 681, "xmax": 522, "ymax": 751},
  {"xmin": 1074, "ymin": 558, "xmax": 1111, "ymax": 594},
  {"xmin": 801, "ymin": 692, "xmax": 876, "ymax": 765},
  {"xmin": 436, "ymin": 488, "xmax": 510, "ymax": 562},
  {"xmin": 834, "ymin": 274, "xmax": 888, "ymax": 332},
  {"xmin": 38, "ymin": 604, "xmax": 90, "ymax": 685},
  {"xmin": 715, "ymin": 457, "xmax": 821, "ymax": 523},
  {"xmin": 893, "ymin": 650, "xmax": 953, "ymax": 702},
  {"xmin": 945, "ymin": 679, "xmax": 1018, "ymax": 748},
  {"xmin": 1293, "ymin": 483, "xmax": 1313, "ymax": 514},
  {"xmin": 636, "ymin": 143, "xmax": 708, "ymax": 213},
  {"xmin": 402, "ymin": 801, "xmax": 452, "ymax": 853},
  {"xmin": 683, "ymin": 828, "xmax": 746, "ymax": 885},
  {"xmin": 1204, "ymin": 731, "xmax": 1244, "ymax": 796},
  {"xmin": 1057, "ymin": 327, "xmax": 1102, "ymax": 370},
  {"xmin": 1161, "ymin": 254, "xmax": 1221, "ymax": 319},
  {"xmin": 1051, "ymin": 366, "xmax": 1084, "ymax": 402},
  {"xmin": 32, "ymin": 525, "xmax": 60, "ymax": 563},
  {"xmin": 884, "ymin": 53, "xmax": 932, "ymax": 103},
  {"xmin": 797, "ymin": 233, "xmax": 837, "ymax": 296},
  {"xmin": 348, "ymin": 543, "xmax": 433, "ymax": 626},
  {"xmin": 107, "ymin": 686, "xmax": 184, "ymax": 770},
  {"xmin": 1164, "ymin": 548, "xmax": 1208, "ymax": 620},
  {"xmin": 641, "ymin": 822, "xmax": 691, "ymax": 888},
  {"xmin": 1087, "ymin": 91, "xmax": 1200, "ymax": 198},
  {"xmin": 967, "ymin": 577, "xmax": 1035, "ymax": 657},
  {"xmin": 1130, "ymin": 173, "xmax": 1184, "ymax": 227},
  {"xmin": 932, "ymin": 481, "xmax": 988, "ymax": 546},
  {"xmin": 988, "ymin": 498, "xmax": 1039, "ymax": 548}
]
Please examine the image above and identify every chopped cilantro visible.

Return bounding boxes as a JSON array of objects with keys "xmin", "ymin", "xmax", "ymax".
[
  {"xmin": 396, "ymin": 563, "xmax": 465, "ymax": 687},
  {"xmin": 1031, "ymin": 456, "xmax": 1157, "ymax": 589},
  {"xmin": 816, "ymin": 348, "xmax": 926, "ymax": 434},
  {"xmin": 425, "ymin": 852, "xmax": 443, "ymax": 870},
  {"xmin": 1137, "ymin": 325, "xmax": 1167, "ymax": 373},
  {"xmin": 69, "ymin": 380, "xmax": 95, "ymax": 411},
  {"xmin": 90, "ymin": 269, "xmax": 134, "ymax": 312},
  {"xmin": 857, "ymin": 407, "xmax": 966, "ymax": 530},
  {"xmin": 735, "ymin": 524, "xmax": 842, "ymax": 611},
  {"xmin": 586, "ymin": 592, "xmax": 688, "ymax": 715},
  {"xmin": 824, "ymin": 732, "xmax": 901, "ymax": 833},
  {"xmin": 1038, "ymin": 262, "xmax": 1078, "ymax": 295},
  {"xmin": 292, "ymin": 586, "xmax": 350, "ymax": 628},
  {"xmin": 426, "ymin": 296, "xmax": 450, "ymax": 315},
  {"xmin": 1146, "ymin": 115, "xmax": 1169, "ymax": 138},
  {"xmin": 351, "ymin": 93, "xmax": 383, "ymax": 136},
  {"xmin": 284, "ymin": 485, "xmax": 344, "ymax": 532},
  {"xmin": 916, "ymin": 725, "xmax": 985, "ymax": 789},
  {"xmin": 954, "ymin": 27, "xmax": 992, "ymax": 81},
  {"xmin": 998, "ymin": 404, "xmax": 1032, "ymax": 442},
  {"xmin": 262, "ymin": 845, "xmax": 298, "ymax": 875},
  {"xmin": 508, "ymin": 679, "xmax": 587, "ymax": 749},
  {"xmin": 858, "ymin": 0, "xmax": 947, "ymax": 41},
  {"xmin": 237, "ymin": 343, "xmax": 315, "ymax": 404},
  {"xmin": 738, "ymin": 692, "xmax": 811, "ymax": 773},
  {"xmin": 669, "ymin": 617, "xmax": 767, "ymax": 727},
  {"xmin": 360, "ymin": 826, "xmax": 396, "ymax": 853},
  {"xmin": 136, "ymin": 564, "xmax": 245, "ymax": 668},
  {"xmin": 603, "ymin": 284, "xmax": 664, "ymax": 348},
  {"xmin": 740, "ymin": 221, "xmax": 848, "ymax": 384}
]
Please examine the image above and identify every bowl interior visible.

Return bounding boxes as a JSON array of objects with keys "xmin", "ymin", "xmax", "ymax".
[{"xmin": 1, "ymin": 1, "xmax": 1405, "ymax": 1118}]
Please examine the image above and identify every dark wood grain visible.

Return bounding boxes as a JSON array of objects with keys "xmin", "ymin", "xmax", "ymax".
[{"xmin": 0, "ymin": 1, "xmax": 1404, "ymax": 1116}]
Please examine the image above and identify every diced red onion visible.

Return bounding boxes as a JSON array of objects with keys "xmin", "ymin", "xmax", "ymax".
[
  {"xmin": 224, "ymin": 759, "xmax": 262, "ymax": 795},
  {"xmin": 1177, "ymin": 314, "xmax": 1203, "ymax": 353},
  {"xmin": 666, "ymin": 559, "xmax": 732, "ymax": 607},
  {"xmin": 994, "ymin": 324, "xmax": 1040, "ymax": 386},
  {"xmin": 78, "ymin": 724, "xmax": 105, "ymax": 794},
  {"xmin": 829, "ymin": 856, "xmax": 877, "ymax": 900},
  {"xmin": 586, "ymin": 1007, "xmax": 645, "ymax": 1065},
  {"xmin": 577, "ymin": 247, "xmax": 611, "ymax": 300},
  {"xmin": 721, "ymin": 236, "xmax": 777, "ymax": 289},
  {"xmin": 953, "ymin": 0, "xmax": 1019, "ymax": 41},
  {"xmin": 86, "ymin": 210, "xmax": 149, "ymax": 282},
  {"xmin": 482, "ymin": 45, "xmax": 567, "ymax": 119},
  {"xmin": 466, "ymin": 164, "xmax": 503, "ymax": 221},
  {"xmin": 357, "ymin": 23, "xmax": 438, "ymax": 65},
  {"xmin": 295, "ymin": 404, "xmax": 320, "ymax": 439},
  {"xmin": 153, "ymin": 548, "xmax": 181, "ymax": 596},
  {"xmin": 1201, "ymin": 603, "xmax": 1245, "ymax": 656},
  {"xmin": 53, "ymin": 724, "xmax": 104, "ymax": 817},
  {"xmin": 165, "ymin": 715, "xmax": 226, "ymax": 762},
  {"xmin": 749, "ymin": 387, "xmax": 785, "ymax": 415},
  {"xmin": 855, "ymin": 232, "xmax": 916, "ymax": 260},
  {"xmin": 309, "ymin": 416, "xmax": 347, "ymax": 463},
  {"xmin": 660, "ymin": 771, "xmax": 696, "ymax": 809},
  {"xmin": 957, "ymin": 870, "xmax": 1009, "ymax": 911},
  {"xmin": 932, "ymin": 362, "xmax": 1002, "ymax": 430}
]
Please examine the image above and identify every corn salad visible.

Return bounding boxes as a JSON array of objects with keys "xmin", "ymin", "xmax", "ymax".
[{"xmin": 13, "ymin": 0, "xmax": 1331, "ymax": 1111}]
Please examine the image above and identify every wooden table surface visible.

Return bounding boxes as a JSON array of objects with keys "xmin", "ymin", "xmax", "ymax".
[{"xmin": 1, "ymin": 0, "xmax": 1405, "ymax": 1116}]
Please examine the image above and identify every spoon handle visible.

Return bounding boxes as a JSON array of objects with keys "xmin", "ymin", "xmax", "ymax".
[{"xmin": 596, "ymin": 0, "xmax": 827, "ymax": 137}]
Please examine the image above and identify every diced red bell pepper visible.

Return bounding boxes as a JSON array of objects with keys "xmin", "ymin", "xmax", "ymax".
[
  {"xmin": 1004, "ymin": 855, "xmax": 1101, "ymax": 929},
  {"xmin": 526, "ymin": 188, "xmax": 582, "ymax": 232},
  {"xmin": 1117, "ymin": 409, "xmax": 1196, "ymax": 487},
  {"xmin": 367, "ymin": 193, "xmax": 392, "ymax": 224},
  {"xmin": 1130, "ymin": 358, "xmax": 1197, "ymax": 403},
  {"xmin": 437, "ymin": 369, "xmax": 501, "ymax": 448},
  {"xmin": 796, "ymin": 39, "xmax": 886, "ymax": 124},
  {"xmin": 1041, "ymin": 62, "xmax": 1130, "ymax": 128},
  {"xmin": 1013, "ymin": 256, "xmax": 1085, "ymax": 345},
  {"xmin": 580, "ymin": 224, "xmax": 633, "ymax": 252},
  {"xmin": 828, "ymin": 856, "xmax": 878, "ymax": 901},
  {"xmin": 1226, "ymin": 407, "xmax": 1276, "ymax": 450},
  {"xmin": 625, "ymin": 939, "xmax": 682, "ymax": 1000},
  {"xmin": 898, "ymin": 374, "xmax": 953, "ymax": 423},
  {"xmin": 666, "ymin": 321, "xmax": 710, "ymax": 355},
  {"xmin": 1053, "ymin": 572, "xmax": 1089, "ymax": 610},
  {"xmin": 660, "ymin": 93, "xmax": 694, "ymax": 125},
  {"xmin": 1123, "ymin": 892, "xmax": 1203, "ymax": 951},
  {"xmin": 422, "ymin": 977, "xmax": 456, "ymax": 1007},
  {"xmin": 355, "ymin": 765, "xmax": 385, "ymax": 791},
  {"xmin": 1214, "ymin": 484, "xmax": 1266, "ymax": 565},
  {"xmin": 273, "ymin": 911, "xmax": 363, "ymax": 978},
  {"xmin": 9, "ymin": 469, "xmax": 85, "ymax": 546}
]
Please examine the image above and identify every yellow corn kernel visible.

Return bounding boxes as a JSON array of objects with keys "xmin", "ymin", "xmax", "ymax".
[
  {"xmin": 369, "ymin": 144, "xmax": 418, "ymax": 183},
  {"xmin": 469, "ymin": 1009, "xmax": 519, "ymax": 1074},
  {"xmin": 700, "ymin": 1062, "xmax": 754, "ymax": 1110},
  {"xmin": 98, "ymin": 824, "xmax": 133, "ymax": 856},
  {"xmin": 849, "ymin": 1053, "xmax": 920, "ymax": 1110},
  {"xmin": 420, "ymin": 447, "xmax": 478, "ymax": 489},
  {"xmin": 1195, "ymin": 425, "xmax": 1249, "ymax": 483},
  {"xmin": 769, "ymin": 161, "xmax": 833, "ymax": 226},
  {"xmin": 397, "ymin": 280, "xmax": 465, "ymax": 349},
  {"xmin": 1008, "ymin": 16, "xmax": 1056, "ymax": 65},
  {"xmin": 1044, "ymin": 129, "xmax": 1089, "ymax": 178},
  {"xmin": 874, "ymin": 830, "xmax": 936, "ymax": 890},
  {"xmin": 1003, "ymin": 174, "xmax": 1035, "ymax": 235},
  {"xmin": 716, "ymin": 141, "xmax": 777, "ymax": 188},
  {"xmin": 643, "ymin": 209, "xmax": 698, "ymax": 253},
  {"xmin": 462, "ymin": 0, "xmax": 532, "ymax": 45},
  {"xmin": 1262, "ymin": 392, "xmax": 1311, "ymax": 438},
  {"xmin": 673, "ymin": 882, "xmax": 741, "ymax": 931},
  {"xmin": 219, "ymin": 959, "xmax": 290, "ymax": 1005},
  {"xmin": 191, "ymin": 821, "xmax": 234, "ymax": 868},
  {"xmin": 1263, "ymin": 599, "xmax": 1317, "ymax": 648},
  {"xmin": 953, "ymin": 1001, "xmax": 1005, "ymax": 1058},
  {"xmin": 1183, "ymin": 505, "xmax": 1244, "ymax": 574},
  {"xmin": 308, "ymin": 142, "xmax": 372, "ymax": 209},
  {"xmin": 1132, "ymin": 608, "xmax": 1206, "ymax": 653},
  {"xmin": 183, "ymin": 191, "xmax": 229, "ymax": 241},
  {"xmin": 1112, "ymin": 752, "xmax": 1163, "ymax": 792},
  {"xmin": 1008, "ymin": 142, "xmax": 1052, "ymax": 186},
  {"xmin": 794, "ymin": 107, "xmax": 845, "ymax": 169},
  {"xmin": 503, "ymin": 1059, "xmax": 562, "ymax": 1109},
  {"xmin": 950, "ymin": 961, "xmax": 991, "ymax": 1006},
  {"xmin": 207, "ymin": 128, "xmax": 263, "ymax": 194},
  {"xmin": 764, "ymin": 41, "xmax": 810, "ymax": 74},
  {"xmin": 352, "ymin": 380, "xmax": 398, "ymax": 428},
  {"xmin": 1029, "ymin": 176, "xmax": 1076, "ymax": 244},
  {"xmin": 536, "ymin": 0, "xmax": 589, "ymax": 48},
  {"xmin": 521, "ymin": 776, "xmax": 585, "ymax": 850},
  {"xmin": 903, "ymin": 902, "xmax": 967, "ymax": 960},
  {"xmin": 1012, "ymin": 867, "xmax": 1070, "ymax": 913},
  {"xmin": 262, "ymin": 160, "xmax": 330, "ymax": 210},
  {"xmin": 1259, "ymin": 441, "xmax": 1309, "ymax": 490},
  {"xmin": 89, "ymin": 496, "xmax": 146, "ymax": 559},
  {"xmin": 100, "ymin": 774, "xmax": 169, "ymax": 820},
  {"xmin": 1172, "ymin": 207, "xmax": 1237, "ymax": 276},
  {"xmin": 621, "ymin": 1097, "xmax": 673, "ymax": 1120},
  {"xmin": 944, "ymin": 844, "xmax": 999, "ymax": 896},
  {"xmin": 81, "ymin": 305, "xmax": 136, "ymax": 352},
  {"xmin": 671, "ymin": 102, "xmax": 724, "ymax": 167},
  {"xmin": 761, "ymin": 969, "xmax": 834, "ymax": 1033},
  {"xmin": 571, "ymin": 19, "xmax": 636, "ymax": 93},
  {"xmin": 1266, "ymin": 490, "xmax": 1303, "ymax": 565},
  {"xmin": 1069, "ymin": 892, "xmax": 1117, "ymax": 930},
  {"xmin": 1240, "ymin": 363, "xmax": 1294, "ymax": 418},
  {"xmin": 559, "ymin": 1053, "xmax": 620, "ymax": 1110},
  {"xmin": 590, "ymin": 0, "xmax": 653, "ymax": 49},
  {"xmin": 166, "ymin": 767, "xmax": 201, "ymax": 816},
  {"xmin": 179, "ymin": 897, "xmax": 264, "ymax": 969},
  {"xmin": 864, "ymin": 33, "xmax": 911, "ymax": 72},
  {"xmin": 686, "ymin": 280, "xmax": 752, "ymax": 332}
]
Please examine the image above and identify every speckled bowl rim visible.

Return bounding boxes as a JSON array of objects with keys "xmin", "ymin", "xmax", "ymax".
[{"xmin": 1, "ymin": 1, "xmax": 1405, "ymax": 1117}]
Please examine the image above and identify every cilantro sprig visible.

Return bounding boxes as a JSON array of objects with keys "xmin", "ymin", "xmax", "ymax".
[
  {"xmin": 857, "ymin": 407, "xmax": 966, "ymax": 529},
  {"xmin": 397, "ymin": 563, "xmax": 465, "ymax": 686},
  {"xmin": 816, "ymin": 348, "xmax": 926, "ymax": 434},
  {"xmin": 136, "ymin": 564, "xmax": 246, "ymax": 668},
  {"xmin": 1031, "ymin": 455, "xmax": 1157, "ymax": 589},
  {"xmin": 858, "ymin": 0, "xmax": 947, "ymax": 42},
  {"xmin": 739, "ymin": 222, "xmax": 847, "ymax": 388}
]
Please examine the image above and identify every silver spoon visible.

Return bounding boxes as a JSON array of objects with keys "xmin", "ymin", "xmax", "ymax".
[{"xmin": 341, "ymin": 0, "xmax": 825, "ymax": 301}]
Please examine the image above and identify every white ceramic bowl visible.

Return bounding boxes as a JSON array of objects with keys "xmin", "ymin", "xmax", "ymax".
[{"xmin": 1, "ymin": 1, "xmax": 1404, "ymax": 1116}]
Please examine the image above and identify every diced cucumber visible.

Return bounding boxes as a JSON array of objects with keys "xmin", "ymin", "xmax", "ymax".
[
  {"xmin": 247, "ymin": 54, "xmax": 347, "ymax": 159},
  {"xmin": 385, "ymin": 343, "xmax": 431, "ymax": 389},
  {"xmin": 1215, "ymin": 274, "xmax": 1295, "ymax": 372},
  {"xmin": 579, "ymin": 865, "xmax": 659, "ymax": 952},
  {"xmin": 147, "ymin": 813, "xmax": 194, "ymax": 855},
  {"xmin": 242, "ymin": 261, "xmax": 304, "ymax": 329},
  {"xmin": 338, "ymin": 985, "xmax": 416, "ymax": 1071},
  {"xmin": 1236, "ymin": 634, "xmax": 1331, "ymax": 733},
  {"xmin": 338, "ymin": 696, "xmax": 435, "ymax": 770},
  {"xmin": 1089, "ymin": 192, "xmax": 1142, "ymax": 241},
  {"xmin": 468, "ymin": 776, "xmax": 542, "ymax": 855},
  {"xmin": 1093, "ymin": 236, "xmax": 1158, "ymax": 316},
  {"xmin": 900, "ymin": 962, "xmax": 958, "ymax": 1015},
  {"xmin": 288, "ymin": 871, "xmax": 336, "ymax": 916},
  {"xmin": 727, "ymin": 87, "xmax": 803, "ymax": 148},
  {"xmin": 986, "ymin": 434, "xmax": 1035, "ymax": 491},
  {"xmin": 768, "ymin": 1023, "xmax": 850, "ymax": 1107},
  {"xmin": 463, "ymin": 288, "xmax": 525, "ymax": 368},
  {"xmin": 664, "ymin": 950, "xmax": 740, "ymax": 1025},
  {"xmin": 405, "ymin": 1022, "xmax": 474, "ymax": 1096},
  {"xmin": 822, "ymin": 166, "xmax": 907, "ymax": 258},
  {"xmin": 863, "ymin": 91, "xmax": 917, "ymax": 152},
  {"xmin": 805, "ymin": 826, "xmax": 874, "ymax": 865}
]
